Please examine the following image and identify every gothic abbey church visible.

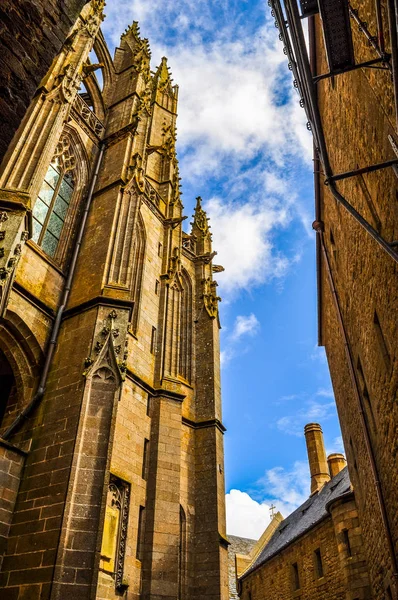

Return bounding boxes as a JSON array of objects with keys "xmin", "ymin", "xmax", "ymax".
[{"xmin": 0, "ymin": 2, "xmax": 229, "ymax": 598}]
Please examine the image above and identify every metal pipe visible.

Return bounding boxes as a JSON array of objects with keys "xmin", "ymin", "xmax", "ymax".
[
  {"xmin": 387, "ymin": 0, "xmax": 398, "ymax": 131},
  {"xmin": 326, "ymin": 157, "xmax": 398, "ymax": 182},
  {"xmin": 349, "ymin": 4, "xmax": 387, "ymax": 60},
  {"xmin": 314, "ymin": 57, "xmax": 389, "ymax": 82},
  {"xmin": 309, "ymin": 14, "xmax": 323, "ymax": 347},
  {"xmin": 2, "ymin": 142, "xmax": 105, "ymax": 440},
  {"xmin": 284, "ymin": 0, "xmax": 398, "ymax": 264}
]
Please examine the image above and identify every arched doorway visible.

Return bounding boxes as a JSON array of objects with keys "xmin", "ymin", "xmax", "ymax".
[{"xmin": 0, "ymin": 349, "xmax": 17, "ymax": 426}]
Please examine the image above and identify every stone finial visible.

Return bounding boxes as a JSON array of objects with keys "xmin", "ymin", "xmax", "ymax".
[
  {"xmin": 153, "ymin": 57, "xmax": 176, "ymax": 96},
  {"xmin": 327, "ymin": 453, "xmax": 346, "ymax": 478},
  {"xmin": 192, "ymin": 196, "xmax": 209, "ymax": 236},
  {"xmin": 304, "ymin": 423, "xmax": 331, "ymax": 495}
]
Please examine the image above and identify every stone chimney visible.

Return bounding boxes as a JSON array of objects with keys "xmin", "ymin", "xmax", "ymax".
[
  {"xmin": 327, "ymin": 453, "xmax": 346, "ymax": 478},
  {"xmin": 304, "ymin": 423, "xmax": 331, "ymax": 495}
]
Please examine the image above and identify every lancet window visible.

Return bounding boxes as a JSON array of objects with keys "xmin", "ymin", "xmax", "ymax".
[
  {"xmin": 32, "ymin": 136, "xmax": 76, "ymax": 260},
  {"xmin": 130, "ymin": 212, "xmax": 146, "ymax": 333},
  {"xmin": 178, "ymin": 269, "xmax": 192, "ymax": 382}
]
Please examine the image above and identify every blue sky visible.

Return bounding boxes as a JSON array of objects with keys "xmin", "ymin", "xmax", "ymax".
[{"xmin": 101, "ymin": 0, "xmax": 343, "ymax": 539}]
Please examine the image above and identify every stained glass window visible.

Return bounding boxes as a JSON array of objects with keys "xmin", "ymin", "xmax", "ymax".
[{"xmin": 32, "ymin": 136, "xmax": 76, "ymax": 259}]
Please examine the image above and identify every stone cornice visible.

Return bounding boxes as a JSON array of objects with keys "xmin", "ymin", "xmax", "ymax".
[
  {"xmin": 125, "ymin": 368, "xmax": 186, "ymax": 402},
  {"xmin": 182, "ymin": 416, "xmax": 226, "ymax": 433},
  {"xmin": 62, "ymin": 296, "xmax": 134, "ymax": 320}
]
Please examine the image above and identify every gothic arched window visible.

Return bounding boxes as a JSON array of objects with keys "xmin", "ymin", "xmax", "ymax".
[{"xmin": 32, "ymin": 136, "xmax": 76, "ymax": 260}]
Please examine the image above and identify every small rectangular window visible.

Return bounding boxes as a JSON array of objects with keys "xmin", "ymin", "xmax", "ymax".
[
  {"xmin": 373, "ymin": 311, "xmax": 391, "ymax": 370},
  {"xmin": 329, "ymin": 228, "xmax": 337, "ymax": 262},
  {"xmin": 356, "ymin": 358, "xmax": 376, "ymax": 432},
  {"xmin": 136, "ymin": 506, "xmax": 146, "ymax": 561},
  {"xmin": 342, "ymin": 529, "xmax": 352, "ymax": 557},
  {"xmin": 142, "ymin": 439, "xmax": 150, "ymax": 480},
  {"xmin": 146, "ymin": 395, "xmax": 152, "ymax": 416},
  {"xmin": 151, "ymin": 327, "xmax": 157, "ymax": 354},
  {"xmin": 314, "ymin": 548, "xmax": 324, "ymax": 578},
  {"xmin": 291, "ymin": 562, "xmax": 300, "ymax": 590},
  {"xmin": 155, "ymin": 279, "xmax": 160, "ymax": 294},
  {"xmin": 158, "ymin": 243, "xmax": 163, "ymax": 257}
]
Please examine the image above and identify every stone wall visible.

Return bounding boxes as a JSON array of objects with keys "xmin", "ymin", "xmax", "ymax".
[
  {"xmin": 0, "ymin": 0, "xmax": 88, "ymax": 164},
  {"xmin": 0, "ymin": 440, "xmax": 25, "ymax": 570},
  {"xmin": 313, "ymin": 0, "xmax": 398, "ymax": 596},
  {"xmin": 240, "ymin": 495, "xmax": 370, "ymax": 600}
]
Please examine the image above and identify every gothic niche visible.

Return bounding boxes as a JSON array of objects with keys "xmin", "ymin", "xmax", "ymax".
[
  {"xmin": 100, "ymin": 475, "xmax": 130, "ymax": 591},
  {"xmin": 164, "ymin": 267, "xmax": 192, "ymax": 382},
  {"xmin": 108, "ymin": 195, "xmax": 145, "ymax": 334}
]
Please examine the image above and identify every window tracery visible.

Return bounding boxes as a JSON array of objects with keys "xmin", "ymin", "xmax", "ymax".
[{"xmin": 32, "ymin": 136, "xmax": 76, "ymax": 259}]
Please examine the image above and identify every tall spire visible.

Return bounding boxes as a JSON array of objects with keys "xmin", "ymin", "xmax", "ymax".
[{"xmin": 152, "ymin": 57, "xmax": 178, "ymax": 110}]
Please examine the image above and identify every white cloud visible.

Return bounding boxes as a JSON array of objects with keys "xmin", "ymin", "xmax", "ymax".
[
  {"xmin": 261, "ymin": 460, "xmax": 310, "ymax": 516},
  {"xmin": 206, "ymin": 195, "xmax": 291, "ymax": 295},
  {"xmin": 101, "ymin": 0, "xmax": 313, "ymax": 297},
  {"xmin": 276, "ymin": 388, "xmax": 336, "ymax": 437},
  {"xmin": 311, "ymin": 345, "xmax": 328, "ymax": 364},
  {"xmin": 231, "ymin": 314, "xmax": 260, "ymax": 340},
  {"xmin": 226, "ymin": 489, "xmax": 270, "ymax": 539},
  {"xmin": 221, "ymin": 313, "xmax": 260, "ymax": 366},
  {"xmin": 226, "ymin": 460, "xmax": 310, "ymax": 538},
  {"xmin": 326, "ymin": 435, "xmax": 345, "ymax": 456}
]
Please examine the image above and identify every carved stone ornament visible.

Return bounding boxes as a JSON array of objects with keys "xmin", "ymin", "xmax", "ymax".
[
  {"xmin": 202, "ymin": 277, "xmax": 221, "ymax": 319},
  {"xmin": 61, "ymin": 63, "xmax": 84, "ymax": 104},
  {"xmin": 129, "ymin": 153, "xmax": 145, "ymax": 191},
  {"xmin": 167, "ymin": 247, "xmax": 181, "ymax": 280},
  {"xmin": 83, "ymin": 310, "xmax": 128, "ymax": 380},
  {"xmin": 161, "ymin": 122, "xmax": 177, "ymax": 159},
  {"xmin": 73, "ymin": 94, "xmax": 105, "ymax": 138},
  {"xmin": 193, "ymin": 196, "xmax": 209, "ymax": 236},
  {"xmin": 109, "ymin": 475, "xmax": 130, "ymax": 591},
  {"xmin": 0, "ymin": 215, "xmax": 28, "ymax": 317}
]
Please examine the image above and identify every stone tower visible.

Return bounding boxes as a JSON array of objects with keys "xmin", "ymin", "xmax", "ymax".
[{"xmin": 0, "ymin": 3, "xmax": 228, "ymax": 599}]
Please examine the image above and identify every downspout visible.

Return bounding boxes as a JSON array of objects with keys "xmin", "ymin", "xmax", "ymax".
[
  {"xmin": 309, "ymin": 15, "xmax": 323, "ymax": 347},
  {"xmin": 308, "ymin": 14, "xmax": 398, "ymax": 591},
  {"xmin": 2, "ymin": 142, "xmax": 105, "ymax": 440}
]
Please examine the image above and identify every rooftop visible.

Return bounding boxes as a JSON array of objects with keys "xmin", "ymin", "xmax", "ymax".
[{"xmin": 241, "ymin": 466, "xmax": 351, "ymax": 578}]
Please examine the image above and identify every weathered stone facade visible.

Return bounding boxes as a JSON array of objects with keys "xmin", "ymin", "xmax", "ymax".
[
  {"xmin": 0, "ymin": 0, "xmax": 89, "ymax": 164},
  {"xmin": 0, "ymin": 2, "xmax": 228, "ymax": 599},
  {"xmin": 237, "ymin": 425, "xmax": 371, "ymax": 600},
  {"xmin": 310, "ymin": 1, "xmax": 398, "ymax": 598}
]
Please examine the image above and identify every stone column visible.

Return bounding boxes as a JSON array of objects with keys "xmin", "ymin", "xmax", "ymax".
[{"xmin": 141, "ymin": 392, "xmax": 183, "ymax": 600}]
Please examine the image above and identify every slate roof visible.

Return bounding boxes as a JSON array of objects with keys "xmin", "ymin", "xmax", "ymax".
[
  {"xmin": 242, "ymin": 466, "xmax": 351, "ymax": 578},
  {"xmin": 228, "ymin": 535, "xmax": 257, "ymax": 599}
]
